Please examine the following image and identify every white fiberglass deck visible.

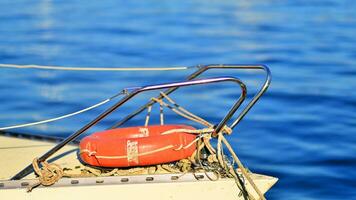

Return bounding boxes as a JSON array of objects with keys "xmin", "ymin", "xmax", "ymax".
[{"xmin": 0, "ymin": 134, "xmax": 277, "ymax": 200}]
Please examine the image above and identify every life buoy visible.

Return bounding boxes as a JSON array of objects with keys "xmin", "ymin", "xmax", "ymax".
[{"xmin": 79, "ymin": 124, "xmax": 197, "ymax": 167}]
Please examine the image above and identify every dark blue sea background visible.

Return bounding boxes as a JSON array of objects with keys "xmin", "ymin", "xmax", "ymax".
[{"xmin": 0, "ymin": 1, "xmax": 355, "ymax": 199}]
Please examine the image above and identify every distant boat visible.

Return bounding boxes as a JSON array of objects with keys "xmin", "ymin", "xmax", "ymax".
[{"xmin": 0, "ymin": 64, "xmax": 277, "ymax": 200}]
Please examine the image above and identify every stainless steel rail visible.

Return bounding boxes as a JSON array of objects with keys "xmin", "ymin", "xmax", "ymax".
[
  {"xmin": 110, "ymin": 64, "xmax": 271, "ymax": 130},
  {"xmin": 11, "ymin": 76, "xmax": 246, "ymax": 180}
]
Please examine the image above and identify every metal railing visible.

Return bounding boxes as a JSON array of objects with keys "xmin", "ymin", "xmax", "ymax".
[
  {"xmin": 11, "ymin": 75, "xmax": 248, "ymax": 180},
  {"xmin": 110, "ymin": 64, "xmax": 271, "ymax": 130}
]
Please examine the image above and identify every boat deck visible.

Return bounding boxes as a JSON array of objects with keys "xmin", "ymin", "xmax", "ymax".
[
  {"xmin": 0, "ymin": 134, "xmax": 277, "ymax": 199},
  {"xmin": 0, "ymin": 134, "xmax": 80, "ymax": 180}
]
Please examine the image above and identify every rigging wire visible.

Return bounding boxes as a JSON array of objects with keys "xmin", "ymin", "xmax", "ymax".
[
  {"xmin": 0, "ymin": 63, "xmax": 196, "ymax": 130},
  {"xmin": 0, "ymin": 91, "xmax": 126, "ymax": 131},
  {"xmin": 0, "ymin": 63, "xmax": 193, "ymax": 71}
]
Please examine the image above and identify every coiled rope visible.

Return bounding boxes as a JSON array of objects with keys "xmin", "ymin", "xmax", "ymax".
[{"xmin": 0, "ymin": 63, "xmax": 191, "ymax": 71}]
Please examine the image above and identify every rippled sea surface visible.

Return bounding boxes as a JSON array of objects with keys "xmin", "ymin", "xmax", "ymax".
[{"xmin": 1, "ymin": 1, "xmax": 355, "ymax": 199}]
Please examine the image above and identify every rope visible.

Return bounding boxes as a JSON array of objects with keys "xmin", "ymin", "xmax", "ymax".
[
  {"xmin": 84, "ymin": 167, "xmax": 118, "ymax": 177},
  {"xmin": 144, "ymin": 105, "xmax": 152, "ymax": 127},
  {"xmin": 27, "ymin": 158, "xmax": 64, "ymax": 192},
  {"xmin": 174, "ymin": 134, "xmax": 209, "ymax": 151},
  {"xmin": 229, "ymin": 167, "xmax": 254, "ymax": 200},
  {"xmin": 80, "ymin": 145, "xmax": 175, "ymax": 159},
  {"xmin": 221, "ymin": 134, "xmax": 265, "ymax": 200},
  {"xmin": 216, "ymin": 132, "xmax": 226, "ymax": 168},
  {"xmin": 0, "ymin": 63, "xmax": 190, "ymax": 71},
  {"xmin": 153, "ymin": 93, "xmax": 264, "ymax": 199},
  {"xmin": 151, "ymin": 97, "xmax": 211, "ymax": 127},
  {"xmin": 160, "ymin": 92, "xmax": 211, "ymax": 127},
  {"xmin": 159, "ymin": 103, "xmax": 164, "ymax": 125},
  {"xmin": 0, "ymin": 91, "xmax": 125, "ymax": 130},
  {"xmin": 203, "ymin": 136, "xmax": 216, "ymax": 154},
  {"xmin": 161, "ymin": 164, "xmax": 181, "ymax": 173},
  {"xmin": 160, "ymin": 128, "xmax": 213, "ymax": 135}
]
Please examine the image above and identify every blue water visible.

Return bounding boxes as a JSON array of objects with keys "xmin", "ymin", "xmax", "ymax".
[{"xmin": 1, "ymin": 0, "xmax": 356, "ymax": 199}]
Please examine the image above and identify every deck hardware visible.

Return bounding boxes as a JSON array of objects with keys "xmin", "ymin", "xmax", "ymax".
[
  {"xmin": 121, "ymin": 178, "xmax": 129, "ymax": 183},
  {"xmin": 21, "ymin": 182, "xmax": 29, "ymax": 187},
  {"xmin": 145, "ymin": 177, "xmax": 154, "ymax": 182},
  {"xmin": 96, "ymin": 180, "xmax": 104, "ymax": 184},
  {"xmin": 195, "ymin": 175, "xmax": 205, "ymax": 180}
]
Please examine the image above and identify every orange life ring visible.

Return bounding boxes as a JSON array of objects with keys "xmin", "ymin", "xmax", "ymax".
[{"xmin": 79, "ymin": 124, "xmax": 197, "ymax": 167}]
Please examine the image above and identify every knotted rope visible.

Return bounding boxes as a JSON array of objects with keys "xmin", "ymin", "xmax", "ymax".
[
  {"xmin": 27, "ymin": 158, "xmax": 64, "ymax": 192},
  {"xmin": 152, "ymin": 92, "xmax": 265, "ymax": 200}
]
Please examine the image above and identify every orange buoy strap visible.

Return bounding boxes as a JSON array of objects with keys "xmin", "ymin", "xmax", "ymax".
[
  {"xmin": 80, "ymin": 149, "xmax": 97, "ymax": 156},
  {"xmin": 173, "ymin": 134, "xmax": 207, "ymax": 151},
  {"xmin": 81, "ymin": 145, "xmax": 175, "ymax": 160},
  {"xmin": 160, "ymin": 128, "xmax": 214, "ymax": 135}
]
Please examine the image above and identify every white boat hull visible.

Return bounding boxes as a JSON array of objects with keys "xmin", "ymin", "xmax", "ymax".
[{"xmin": 0, "ymin": 134, "xmax": 277, "ymax": 200}]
